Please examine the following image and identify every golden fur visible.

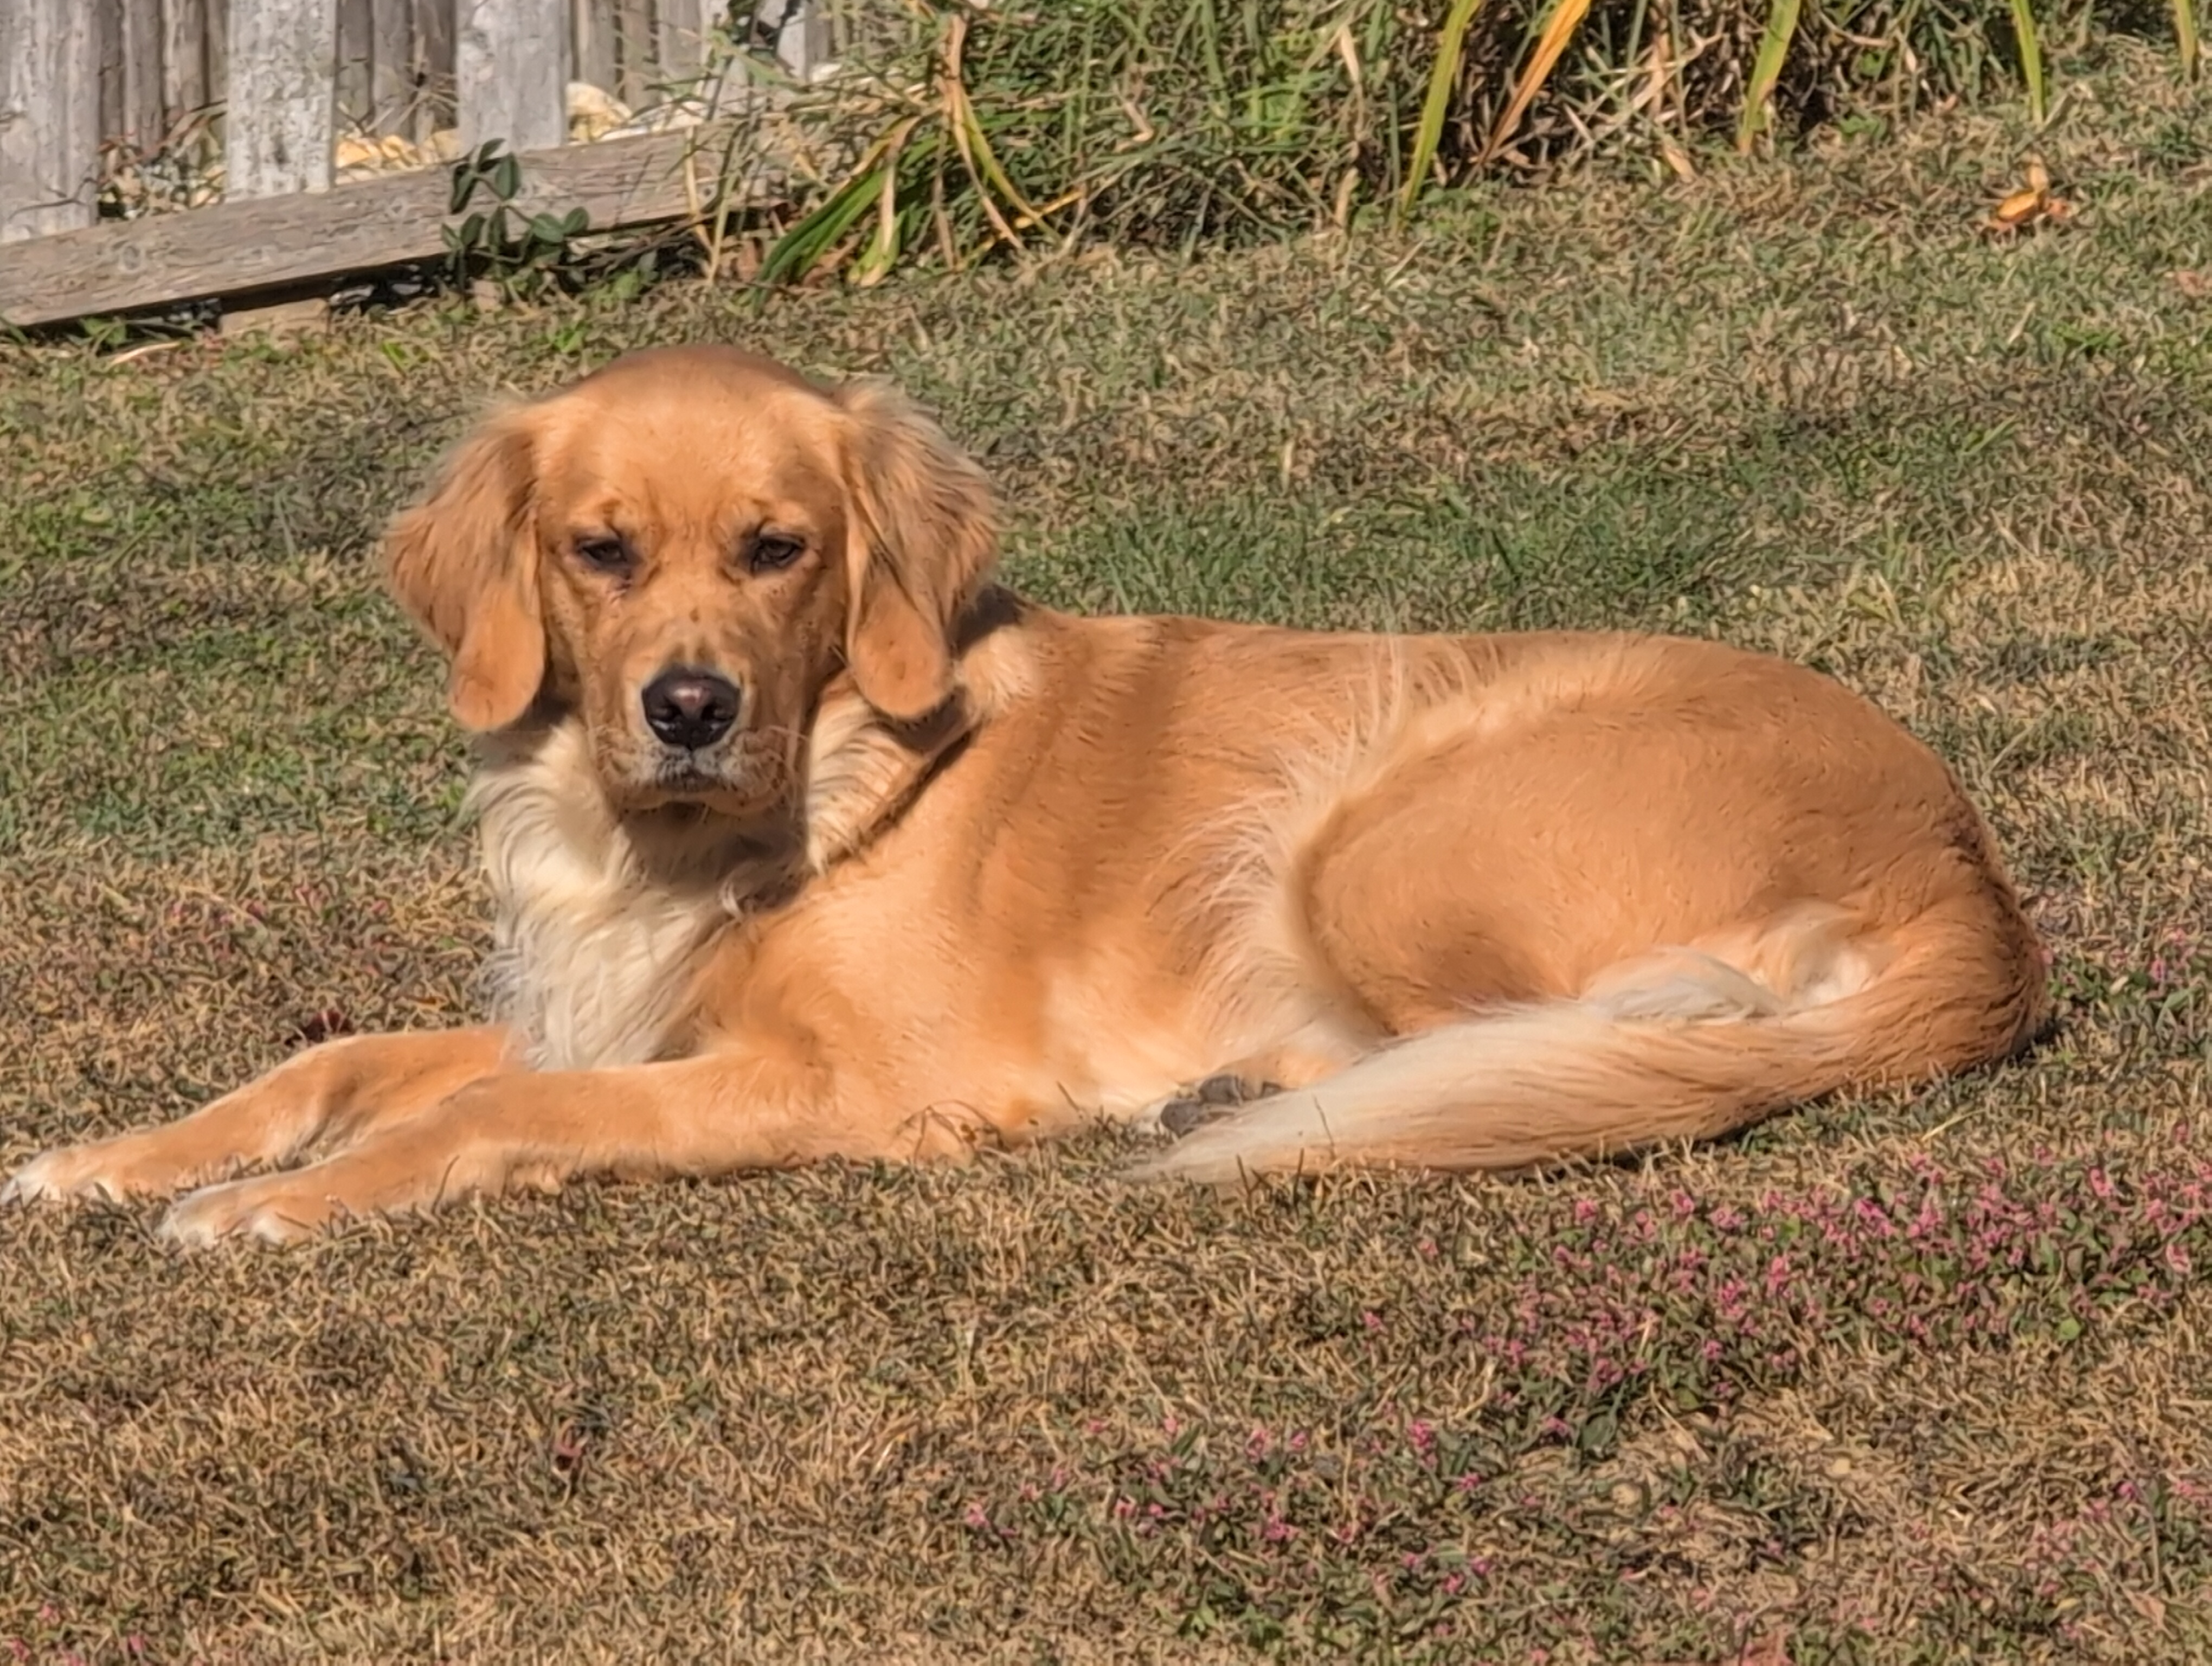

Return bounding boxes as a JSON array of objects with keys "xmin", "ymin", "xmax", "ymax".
[{"xmin": 3, "ymin": 345, "xmax": 2051, "ymax": 1246}]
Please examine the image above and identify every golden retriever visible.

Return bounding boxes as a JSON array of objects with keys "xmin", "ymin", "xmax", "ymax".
[{"xmin": 3, "ymin": 345, "xmax": 2050, "ymax": 1246}]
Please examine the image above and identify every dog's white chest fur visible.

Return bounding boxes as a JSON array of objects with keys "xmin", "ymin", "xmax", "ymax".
[{"xmin": 468, "ymin": 724, "xmax": 754, "ymax": 1072}]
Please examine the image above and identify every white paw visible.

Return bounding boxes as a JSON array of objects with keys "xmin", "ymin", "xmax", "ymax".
[
  {"xmin": 157, "ymin": 1179, "xmax": 325, "ymax": 1249},
  {"xmin": 2, "ymin": 1145, "xmax": 129, "ymax": 1207}
]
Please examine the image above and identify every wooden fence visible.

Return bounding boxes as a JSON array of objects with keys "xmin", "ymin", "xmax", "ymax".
[{"xmin": 0, "ymin": 0, "xmax": 838, "ymax": 328}]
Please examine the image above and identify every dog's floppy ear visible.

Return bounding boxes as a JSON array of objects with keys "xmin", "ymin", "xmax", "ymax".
[
  {"xmin": 834, "ymin": 380, "xmax": 999, "ymax": 722},
  {"xmin": 383, "ymin": 407, "xmax": 546, "ymax": 732}
]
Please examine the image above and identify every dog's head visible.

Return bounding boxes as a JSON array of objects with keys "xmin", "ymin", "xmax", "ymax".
[{"xmin": 384, "ymin": 345, "xmax": 998, "ymax": 817}]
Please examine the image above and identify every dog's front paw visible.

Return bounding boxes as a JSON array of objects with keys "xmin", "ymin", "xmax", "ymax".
[
  {"xmin": 158, "ymin": 1176, "xmax": 339, "ymax": 1249},
  {"xmin": 3, "ymin": 1140, "xmax": 150, "ymax": 1207}
]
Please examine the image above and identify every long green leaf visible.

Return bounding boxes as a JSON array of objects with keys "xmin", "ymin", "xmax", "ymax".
[
  {"xmin": 1397, "ymin": 0, "xmax": 1486, "ymax": 223},
  {"xmin": 2172, "ymin": 0, "xmax": 2200, "ymax": 80},
  {"xmin": 2009, "ymin": 0, "xmax": 2048, "ymax": 123},
  {"xmin": 853, "ymin": 136, "xmax": 922, "ymax": 288},
  {"xmin": 758, "ymin": 163, "xmax": 890, "ymax": 289},
  {"xmin": 1734, "ymin": 0, "xmax": 1803, "ymax": 153}
]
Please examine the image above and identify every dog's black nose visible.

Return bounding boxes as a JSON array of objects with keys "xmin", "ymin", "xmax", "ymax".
[{"xmin": 641, "ymin": 668, "xmax": 741, "ymax": 750}]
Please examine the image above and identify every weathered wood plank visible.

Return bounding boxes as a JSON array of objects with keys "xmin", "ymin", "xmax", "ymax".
[
  {"xmin": 575, "ymin": 0, "xmax": 619, "ymax": 97},
  {"xmin": 615, "ymin": 0, "xmax": 654, "ymax": 105},
  {"xmin": 0, "ymin": 121, "xmax": 769, "ymax": 325},
  {"xmin": 95, "ymin": 0, "xmax": 126, "ymax": 154},
  {"xmin": 774, "ymin": 0, "xmax": 829, "ymax": 82},
  {"xmin": 123, "ymin": 0, "xmax": 168, "ymax": 148},
  {"xmin": 658, "ymin": 0, "xmax": 699, "ymax": 78},
  {"xmin": 160, "ymin": 0, "xmax": 210, "ymax": 123},
  {"xmin": 659, "ymin": 0, "xmax": 730, "ymax": 79},
  {"xmin": 337, "ymin": 0, "xmax": 375, "ymax": 130},
  {"xmin": 226, "ymin": 0, "xmax": 339, "ymax": 197},
  {"xmin": 0, "ymin": 0, "xmax": 101, "ymax": 241},
  {"xmin": 458, "ymin": 0, "xmax": 571, "ymax": 155},
  {"xmin": 205, "ymin": 0, "xmax": 229, "ymax": 116},
  {"xmin": 413, "ymin": 0, "xmax": 454, "ymax": 138},
  {"xmin": 369, "ymin": 0, "xmax": 413, "ymax": 133}
]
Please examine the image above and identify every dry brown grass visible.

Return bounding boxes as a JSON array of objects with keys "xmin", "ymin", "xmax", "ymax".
[{"xmin": 2, "ymin": 60, "xmax": 2210, "ymax": 1663}]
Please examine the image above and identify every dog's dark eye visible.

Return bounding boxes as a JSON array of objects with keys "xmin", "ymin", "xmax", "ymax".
[
  {"xmin": 575, "ymin": 535, "xmax": 631, "ymax": 574},
  {"xmin": 749, "ymin": 533, "xmax": 805, "ymax": 574}
]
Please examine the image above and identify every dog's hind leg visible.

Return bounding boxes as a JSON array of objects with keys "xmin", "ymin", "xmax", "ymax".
[{"xmin": 4, "ymin": 1027, "xmax": 514, "ymax": 1207}]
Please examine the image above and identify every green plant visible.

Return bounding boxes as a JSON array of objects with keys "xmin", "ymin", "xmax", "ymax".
[
  {"xmin": 443, "ymin": 141, "xmax": 593, "ymax": 303},
  {"xmin": 1399, "ymin": 0, "xmax": 1488, "ymax": 221},
  {"xmin": 757, "ymin": 0, "xmax": 2198, "ymax": 290}
]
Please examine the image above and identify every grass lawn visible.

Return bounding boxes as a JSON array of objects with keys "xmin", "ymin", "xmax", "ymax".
[{"xmin": 3, "ymin": 49, "xmax": 2211, "ymax": 1664}]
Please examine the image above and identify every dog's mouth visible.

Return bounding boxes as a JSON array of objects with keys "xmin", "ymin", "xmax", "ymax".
[
  {"xmin": 653, "ymin": 757, "xmax": 731, "ymax": 793},
  {"xmin": 605, "ymin": 734, "xmax": 794, "ymax": 816},
  {"xmin": 634, "ymin": 755, "xmax": 753, "ymax": 812}
]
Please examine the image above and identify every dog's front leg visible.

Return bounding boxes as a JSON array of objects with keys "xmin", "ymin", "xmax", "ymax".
[
  {"xmin": 4, "ymin": 1027, "xmax": 514, "ymax": 1207},
  {"xmin": 153, "ymin": 1049, "xmax": 964, "ymax": 1248}
]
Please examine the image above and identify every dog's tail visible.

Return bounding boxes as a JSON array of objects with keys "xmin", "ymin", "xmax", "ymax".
[{"xmin": 1131, "ymin": 895, "xmax": 2047, "ymax": 1184}]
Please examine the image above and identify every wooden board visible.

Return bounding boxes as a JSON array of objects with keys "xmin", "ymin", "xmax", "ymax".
[
  {"xmin": 338, "ymin": 0, "xmax": 375, "ymax": 129},
  {"xmin": 0, "ymin": 121, "xmax": 772, "ymax": 326},
  {"xmin": 575, "ymin": 0, "xmax": 618, "ymax": 99},
  {"xmin": 95, "ymin": 0, "xmax": 125, "ymax": 163},
  {"xmin": 226, "ymin": 0, "xmax": 339, "ymax": 198},
  {"xmin": 0, "ymin": 0, "xmax": 101, "ymax": 241},
  {"xmin": 413, "ymin": 0, "xmax": 455, "ymax": 137},
  {"xmin": 160, "ymin": 0, "xmax": 211, "ymax": 123},
  {"xmin": 659, "ymin": 0, "xmax": 706, "ymax": 78},
  {"xmin": 458, "ymin": 0, "xmax": 571, "ymax": 154},
  {"xmin": 615, "ymin": 0, "xmax": 654, "ymax": 105},
  {"xmin": 204, "ymin": 0, "xmax": 229, "ymax": 123},
  {"xmin": 370, "ymin": 0, "xmax": 414, "ymax": 133},
  {"xmin": 773, "ymin": 0, "xmax": 829, "ymax": 82},
  {"xmin": 122, "ymin": 0, "xmax": 168, "ymax": 149}
]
